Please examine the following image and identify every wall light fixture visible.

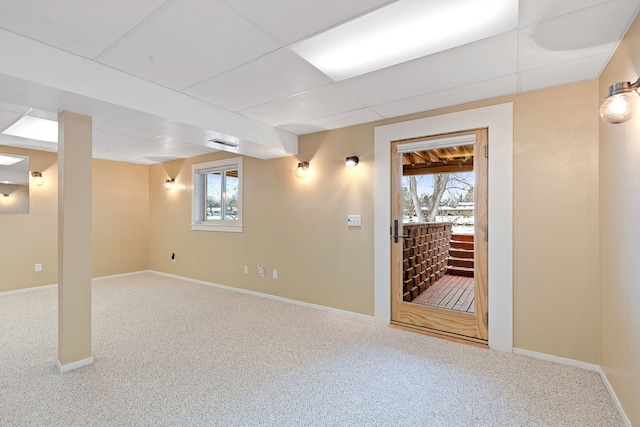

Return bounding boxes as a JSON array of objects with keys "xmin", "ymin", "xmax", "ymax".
[
  {"xmin": 346, "ymin": 156, "xmax": 359, "ymax": 166},
  {"xmin": 165, "ymin": 178, "xmax": 175, "ymax": 190},
  {"xmin": 600, "ymin": 78, "xmax": 640, "ymax": 124},
  {"xmin": 295, "ymin": 162, "xmax": 309, "ymax": 179},
  {"xmin": 31, "ymin": 171, "xmax": 44, "ymax": 186},
  {"xmin": 2, "ymin": 193, "xmax": 9, "ymax": 201}
]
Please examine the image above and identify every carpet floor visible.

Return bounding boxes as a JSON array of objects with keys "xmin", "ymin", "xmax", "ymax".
[{"xmin": 0, "ymin": 273, "xmax": 624, "ymax": 426}]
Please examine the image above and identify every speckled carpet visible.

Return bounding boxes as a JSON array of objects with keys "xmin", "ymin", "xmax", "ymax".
[{"xmin": 0, "ymin": 273, "xmax": 624, "ymax": 426}]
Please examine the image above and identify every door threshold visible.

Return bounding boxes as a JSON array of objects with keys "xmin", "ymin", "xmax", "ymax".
[{"xmin": 390, "ymin": 321, "xmax": 488, "ymax": 349}]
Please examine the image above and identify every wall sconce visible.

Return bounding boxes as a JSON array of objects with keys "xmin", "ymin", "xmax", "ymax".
[
  {"xmin": 346, "ymin": 156, "xmax": 359, "ymax": 166},
  {"xmin": 31, "ymin": 171, "xmax": 44, "ymax": 186},
  {"xmin": 600, "ymin": 78, "xmax": 640, "ymax": 124},
  {"xmin": 2, "ymin": 193, "xmax": 9, "ymax": 201},
  {"xmin": 295, "ymin": 162, "xmax": 309, "ymax": 178},
  {"xmin": 165, "ymin": 178, "xmax": 175, "ymax": 190}
]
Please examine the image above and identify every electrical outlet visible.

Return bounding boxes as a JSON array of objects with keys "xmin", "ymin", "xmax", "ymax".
[
  {"xmin": 272, "ymin": 269, "xmax": 278, "ymax": 279},
  {"xmin": 244, "ymin": 265, "xmax": 248, "ymax": 274},
  {"xmin": 258, "ymin": 265, "xmax": 265, "ymax": 277},
  {"xmin": 35, "ymin": 263, "xmax": 42, "ymax": 272},
  {"xmin": 171, "ymin": 253, "xmax": 176, "ymax": 263}
]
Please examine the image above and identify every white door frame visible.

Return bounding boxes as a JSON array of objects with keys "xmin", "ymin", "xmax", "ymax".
[{"xmin": 373, "ymin": 103, "xmax": 513, "ymax": 352}]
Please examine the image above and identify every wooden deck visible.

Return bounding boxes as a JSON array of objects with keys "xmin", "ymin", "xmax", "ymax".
[{"xmin": 412, "ymin": 275, "xmax": 475, "ymax": 313}]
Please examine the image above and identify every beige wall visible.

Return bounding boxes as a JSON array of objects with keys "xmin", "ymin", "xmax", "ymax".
[
  {"xmin": 148, "ymin": 81, "xmax": 601, "ymax": 365},
  {"xmin": 92, "ymin": 158, "xmax": 149, "ymax": 278},
  {"xmin": 599, "ymin": 12, "xmax": 640, "ymax": 426},
  {"xmin": 148, "ymin": 124, "xmax": 375, "ymax": 315},
  {"xmin": 0, "ymin": 146, "xmax": 149, "ymax": 292},
  {"xmin": 3, "ymin": 59, "xmax": 628, "ymax": 417},
  {"xmin": 0, "ymin": 146, "xmax": 58, "ymax": 291},
  {"xmin": 513, "ymin": 81, "xmax": 600, "ymax": 363}
]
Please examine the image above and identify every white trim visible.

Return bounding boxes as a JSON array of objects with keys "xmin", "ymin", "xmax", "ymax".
[
  {"xmin": 56, "ymin": 356, "xmax": 94, "ymax": 373},
  {"xmin": 598, "ymin": 367, "xmax": 633, "ymax": 427},
  {"xmin": 514, "ymin": 348, "xmax": 632, "ymax": 426},
  {"xmin": 151, "ymin": 271, "xmax": 375, "ymax": 322},
  {"xmin": 0, "ymin": 283, "xmax": 57, "ymax": 296},
  {"xmin": 190, "ymin": 223, "xmax": 244, "ymax": 233},
  {"xmin": 396, "ymin": 134, "xmax": 476, "ymax": 153},
  {"xmin": 0, "ymin": 271, "xmax": 154, "ymax": 296},
  {"xmin": 513, "ymin": 348, "xmax": 599, "ymax": 371},
  {"xmin": 192, "ymin": 156, "xmax": 243, "ymax": 232},
  {"xmin": 92, "ymin": 270, "xmax": 153, "ymax": 282},
  {"xmin": 374, "ymin": 103, "xmax": 513, "ymax": 352}
]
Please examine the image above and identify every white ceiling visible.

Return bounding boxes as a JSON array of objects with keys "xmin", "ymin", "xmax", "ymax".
[{"xmin": 0, "ymin": 0, "xmax": 638, "ymax": 164}]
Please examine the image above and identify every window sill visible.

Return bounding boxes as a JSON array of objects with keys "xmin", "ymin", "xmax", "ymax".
[{"xmin": 191, "ymin": 223, "xmax": 243, "ymax": 233}]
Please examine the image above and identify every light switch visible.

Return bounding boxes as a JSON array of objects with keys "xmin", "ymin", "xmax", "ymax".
[{"xmin": 347, "ymin": 215, "xmax": 361, "ymax": 227}]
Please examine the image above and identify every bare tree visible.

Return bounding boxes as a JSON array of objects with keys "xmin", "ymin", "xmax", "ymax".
[
  {"xmin": 405, "ymin": 172, "xmax": 473, "ymax": 222},
  {"xmin": 424, "ymin": 174, "xmax": 449, "ymax": 221},
  {"xmin": 408, "ymin": 176, "xmax": 425, "ymax": 222}
]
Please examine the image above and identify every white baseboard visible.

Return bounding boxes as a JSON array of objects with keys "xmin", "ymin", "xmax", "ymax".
[
  {"xmin": 0, "ymin": 270, "xmax": 152, "ymax": 297},
  {"xmin": 513, "ymin": 348, "xmax": 600, "ymax": 371},
  {"xmin": 596, "ymin": 366, "xmax": 632, "ymax": 427},
  {"xmin": 56, "ymin": 356, "xmax": 94, "ymax": 373},
  {"xmin": 151, "ymin": 270, "xmax": 375, "ymax": 322},
  {"xmin": 0, "ymin": 283, "xmax": 57, "ymax": 296},
  {"xmin": 514, "ymin": 348, "xmax": 631, "ymax": 426},
  {"xmin": 92, "ymin": 270, "xmax": 152, "ymax": 282}
]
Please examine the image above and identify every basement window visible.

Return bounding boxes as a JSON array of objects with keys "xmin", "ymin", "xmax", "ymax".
[{"xmin": 192, "ymin": 157, "xmax": 243, "ymax": 232}]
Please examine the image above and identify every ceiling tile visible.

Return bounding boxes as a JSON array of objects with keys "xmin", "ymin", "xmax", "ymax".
[
  {"xmin": 114, "ymin": 139, "xmax": 206, "ymax": 159},
  {"xmin": 519, "ymin": 54, "xmax": 610, "ymax": 93},
  {"xmin": 340, "ymin": 31, "xmax": 518, "ymax": 106},
  {"xmin": 98, "ymin": 0, "xmax": 279, "ymax": 90},
  {"xmin": 0, "ymin": 101, "xmax": 29, "ymax": 115},
  {"xmin": 227, "ymin": 0, "xmax": 394, "ymax": 44},
  {"xmin": 94, "ymin": 121, "xmax": 164, "ymax": 141},
  {"xmin": 184, "ymin": 49, "xmax": 332, "ymax": 111},
  {"xmin": 96, "ymin": 151, "xmax": 154, "ymax": 164},
  {"xmin": 372, "ymin": 74, "xmax": 518, "ymax": 118},
  {"xmin": 0, "ymin": 0, "xmax": 167, "ymax": 59},
  {"xmin": 518, "ymin": 0, "xmax": 640, "ymax": 71},
  {"xmin": 519, "ymin": 0, "xmax": 610, "ymax": 27},
  {"xmin": 240, "ymin": 84, "xmax": 365, "ymax": 127},
  {"xmin": 0, "ymin": 111, "xmax": 21, "ymax": 132},
  {"xmin": 279, "ymin": 108, "xmax": 384, "ymax": 135},
  {"xmin": 92, "ymin": 131, "xmax": 146, "ymax": 154}
]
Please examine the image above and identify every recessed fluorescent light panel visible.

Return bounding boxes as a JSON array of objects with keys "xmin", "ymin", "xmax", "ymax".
[
  {"xmin": 0, "ymin": 154, "xmax": 25, "ymax": 166},
  {"xmin": 292, "ymin": 0, "xmax": 518, "ymax": 81},
  {"xmin": 2, "ymin": 116, "xmax": 58, "ymax": 143}
]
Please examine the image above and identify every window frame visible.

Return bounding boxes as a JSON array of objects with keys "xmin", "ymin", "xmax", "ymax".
[{"xmin": 191, "ymin": 157, "xmax": 243, "ymax": 232}]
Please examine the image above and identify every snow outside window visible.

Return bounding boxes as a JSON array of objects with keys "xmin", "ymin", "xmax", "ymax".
[{"xmin": 192, "ymin": 157, "xmax": 243, "ymax": 232}]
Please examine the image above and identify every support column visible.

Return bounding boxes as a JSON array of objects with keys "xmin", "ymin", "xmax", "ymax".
[{"xmin": 57, "ymin": 111, "xmax": 93, "ymax": 373}]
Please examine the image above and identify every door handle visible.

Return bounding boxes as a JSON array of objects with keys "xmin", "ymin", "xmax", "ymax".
[{"xmin": 393, "ymin": 219, "xmax": 411, "ymax": 243}]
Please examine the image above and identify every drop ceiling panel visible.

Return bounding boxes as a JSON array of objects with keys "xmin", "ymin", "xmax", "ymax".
[
  {"xmin": 518, "ymin": 0, "xmax": 640, "ymax": 72},
  {"xmin": 0, "ymin": 101, "xmax": 29, "ymax": 115},
  {"xmin": 372, "ymin": 74, "xmax": 518, "ymax": 119},
  {"xmin": 92, "ymin": 131, "xmax": 146, "ymax": 154},
  {"xmin": 240, "ymin": 84, "xmax": 365, "ymax": 127},
  {"xmin": 94, "ymin": 121, "xmax": 164, "ymax": 141},
  {"xmin": 279, "ymin": 107, "xmax": 384, "ymax": 135},
  {"xmin": 0, "ymin": 0, "xmax": 168, "ymax": 59},
  {"xmin": 0, "ymin": 111, "xmax": 21, "ymax": 132},
  {"xmin": 113, "ymin": 139, "xmax": 206, "ymax": 159},
  {"xmin": 519, "ymin": 54, "xmax": 610, "ymax": 93},
  {"xmin": 184, "ymin": 49, "xmax": 332, "ymax": 111},
  {"xmin": 98, "ymin": 0, "xmax": 279, "ymax": 90},
  {"xmin": 519, "ymin": 0, "xmax": 610, "ymax": 27},
  {"xmin": 96, "ymin": 150, "xmax": 156, "ymax": 164},
  {"xmin": 340, "ymin": 31, "xmax": 518, "ymax": 106},
  {"xmin": 227, "ymin": 0, "xmax": 395, "ymax": 44}
]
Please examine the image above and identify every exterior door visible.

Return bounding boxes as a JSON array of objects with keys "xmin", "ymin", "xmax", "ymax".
[{"xmin": 390, "ymin": 128, "xmax": 488, "ymax": 341}]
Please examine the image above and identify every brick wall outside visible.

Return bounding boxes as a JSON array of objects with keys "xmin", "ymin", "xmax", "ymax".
[{"xmin": 402, "ymin": 222, "xmax": 452, "ymax": 301}]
